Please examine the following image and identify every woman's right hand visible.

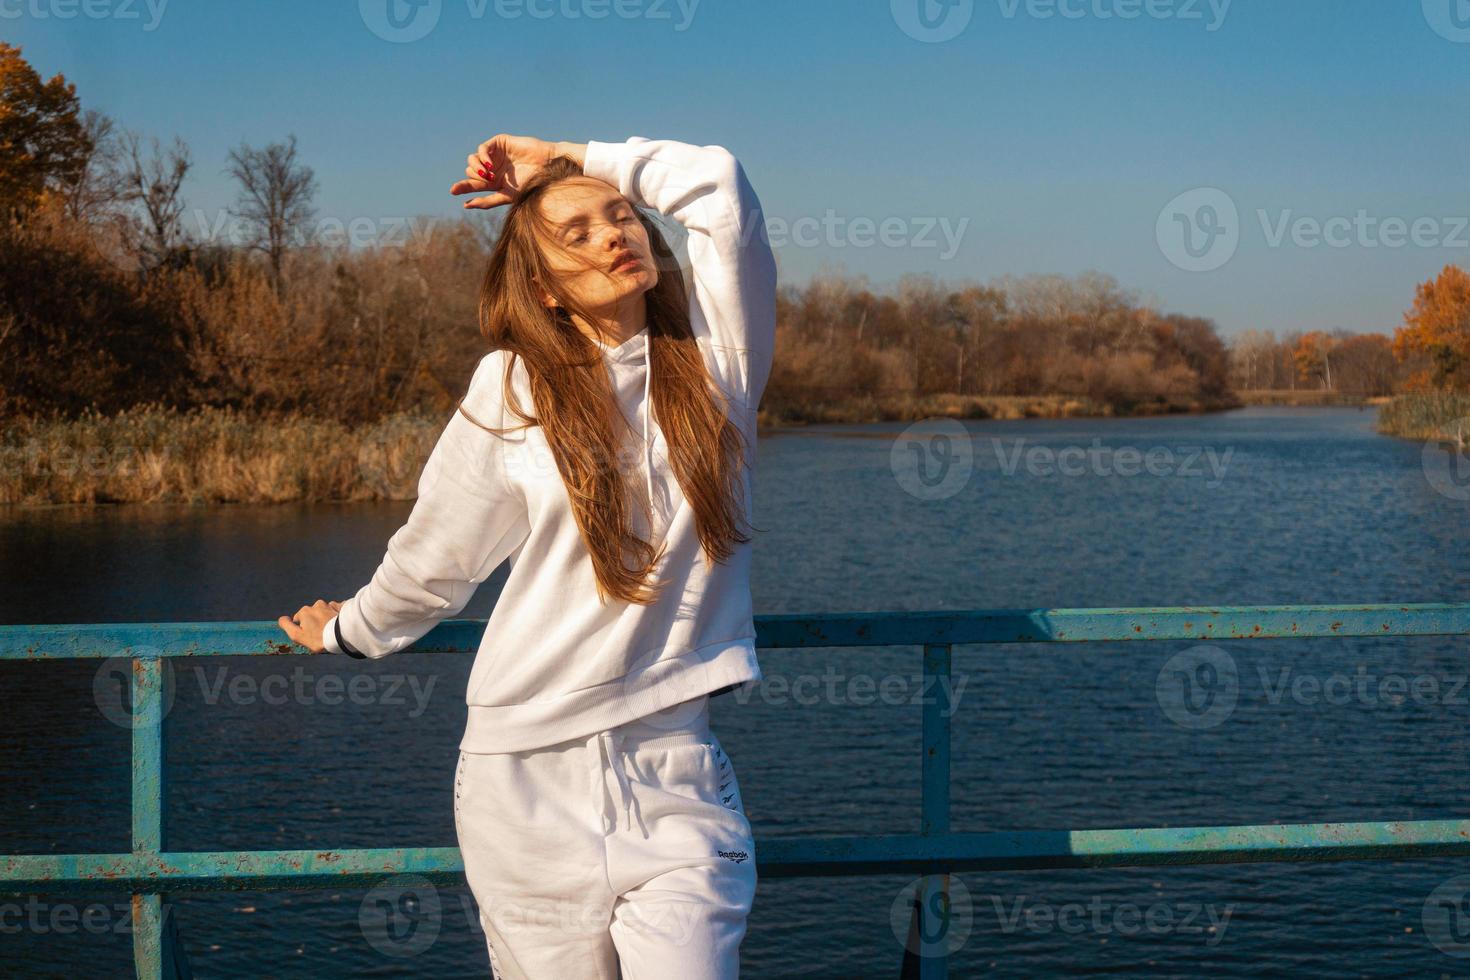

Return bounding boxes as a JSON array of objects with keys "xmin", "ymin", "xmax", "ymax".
[{"xmin": 450, "ymin": 134, "xmax": 570, "ymax": 210}]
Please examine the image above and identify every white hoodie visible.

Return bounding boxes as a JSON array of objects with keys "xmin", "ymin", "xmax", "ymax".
[{"xmin": 322, "ymin": 136, "xmax": 778, "ymax": 754}]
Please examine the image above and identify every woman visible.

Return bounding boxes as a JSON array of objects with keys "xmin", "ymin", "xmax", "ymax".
[{"xmin": 277, "ymin": 132, "xmax": 777, "ymax": 979}]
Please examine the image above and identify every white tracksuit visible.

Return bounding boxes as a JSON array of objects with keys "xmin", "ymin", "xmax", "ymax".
[
  {"xmin": 321, "ymin": 136, "xmax": 776, "ymax": 976},
  {"xmin": 453, "ymin": 693, "xmax": 757, "ymax": 979}
]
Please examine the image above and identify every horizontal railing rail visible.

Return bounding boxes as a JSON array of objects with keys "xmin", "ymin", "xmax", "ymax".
[{"xmin": 2, "ymin": 601, "xmax": 1468, "ymax": 979}]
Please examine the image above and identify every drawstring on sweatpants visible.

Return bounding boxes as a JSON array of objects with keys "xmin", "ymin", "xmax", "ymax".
[{"xmin": 596, "ymin": 730, "xmax": 648, "ymax": 838}]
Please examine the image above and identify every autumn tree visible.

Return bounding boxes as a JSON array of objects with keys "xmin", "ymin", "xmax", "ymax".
[
  {"xmin": 60, "ymin": 108, "xmax": 125, "ymax": 221},
  {"xmin": 1333, "ymin": 333, "xmax": 1397, "ymax": 395},
  {"xmin": 224, "ymin": 134, "xmax": 317, "ymax": 299},
  {"xmin": 1394, "ymin": 264, "xmax": 1470, "ymax": 391},
  {"xmin": 1294, "ymin": 331, "xmax": 1338, "ymax": 389},
  {"xmin": 118, "ymin": 130, "xmax": 192, "ymax": 272},
  {"xmin": 0, "ymin": 43, "xmax": 91, "ymax": 217}
]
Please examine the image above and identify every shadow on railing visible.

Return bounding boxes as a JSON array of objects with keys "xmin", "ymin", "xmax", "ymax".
[{"xmin": 4, "ymin": 602, "xmax": 1470, "ymax": 979}]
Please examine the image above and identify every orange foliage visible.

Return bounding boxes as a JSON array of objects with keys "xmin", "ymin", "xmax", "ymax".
[
  {"xmin": 1293, "ymin": 331, "xmax": 1335, "ymax": 387},
  {"xmin": 1394, "ymin": 264, "xmax": 1470, "ymax": 390}
]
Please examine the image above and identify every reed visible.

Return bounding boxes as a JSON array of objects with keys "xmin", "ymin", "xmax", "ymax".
[
  {"xmin": 0, "ymin": 404, "xmax": 444, "ymax": 505},
  {"xmin": 1375, "ymin": 392, "xmax": 1470, "ymax": 442}
]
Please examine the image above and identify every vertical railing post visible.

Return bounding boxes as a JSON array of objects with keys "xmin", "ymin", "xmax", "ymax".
[
  {"xmin": 902, "ymin": 643, "xmax": 953, "ymax": 978},
  {"xmin": 130, "ymin": 655, "xmax": 190, "ymax": 979}
]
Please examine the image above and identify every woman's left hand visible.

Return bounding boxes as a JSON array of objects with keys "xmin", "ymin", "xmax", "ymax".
[{"xmin": 278, "ymin": 600, "xmax": 344, "ymax": 653}]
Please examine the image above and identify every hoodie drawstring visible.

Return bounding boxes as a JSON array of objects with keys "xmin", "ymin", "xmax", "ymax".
[{"xmin": 643, "ymin": 336, "xmax": 654, "ymax": 520}]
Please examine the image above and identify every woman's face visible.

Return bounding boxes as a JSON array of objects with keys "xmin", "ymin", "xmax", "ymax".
[{"xmin": 534, "ymin": 177, "xmax": 657, "ymax": 317}]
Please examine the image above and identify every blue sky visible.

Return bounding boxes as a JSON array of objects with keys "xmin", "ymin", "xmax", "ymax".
[{"xmin": 6, "ymin": 0, "xmax": 1469, "ymax": 336}]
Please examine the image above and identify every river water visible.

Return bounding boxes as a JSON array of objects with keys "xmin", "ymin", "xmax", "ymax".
[{"xmin": 4, "ymin": 406, "xmax": 1470, "ymax": 977}]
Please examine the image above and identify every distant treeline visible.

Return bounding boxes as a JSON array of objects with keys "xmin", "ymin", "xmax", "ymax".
[
  {"xmin": 767, "ymin": 270, "xmax": 1239, "ymax": 422},
  {"xmin": 2, "ymin": 41, "xmax": 1465, "ymax": 444}
]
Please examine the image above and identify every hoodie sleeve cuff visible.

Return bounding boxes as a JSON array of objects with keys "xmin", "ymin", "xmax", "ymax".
[{"xmin": 323, "ymin": 614, "xmax": 367, "ymax": 659}]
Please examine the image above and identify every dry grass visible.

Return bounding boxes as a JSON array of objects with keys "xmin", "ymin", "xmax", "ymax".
[
  {"xmin": 1236, "ymin": 389, "xmax": 1384, "ymax": 407},
  {"xmin": 1375, "ymin": 392, "xmax": 1470, "ymax": 442},
  {"xmin": 0, "ymin": 404, "xmax": 445, "ymax": 505},
  {"xmin": 757, "ymin": 391, "xmax": 1238, "ymax": 428}
]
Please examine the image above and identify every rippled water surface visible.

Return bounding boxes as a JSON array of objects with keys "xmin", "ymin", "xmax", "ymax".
[{"xmin": 5, "ymin": 407, "xmax": 1470, "ymax": 977}]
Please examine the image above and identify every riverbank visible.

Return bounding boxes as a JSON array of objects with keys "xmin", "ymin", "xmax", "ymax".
[
  {"xmin": 0, "ymin": 392, "xmax": 1335, "ymax": 505},
  {"xmin": 1375, "ymin": 392, "xmax": 1470, "ymax": 441},
  {"xmin": 755, "ymin": 391, "xmax": 1242, "ymax": 428},
  {"xmin": 0, "ymin": 405, "xmax": 439, "ymax": 506},
  {"xmin": 1235, "ymin": 389, "xmax": 1392, "ymax": 407}
]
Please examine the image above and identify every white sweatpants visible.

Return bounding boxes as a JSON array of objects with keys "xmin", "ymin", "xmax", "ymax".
[{"xmin": 453, "ymin": 694, "xmax": 758, "ymax": 979}]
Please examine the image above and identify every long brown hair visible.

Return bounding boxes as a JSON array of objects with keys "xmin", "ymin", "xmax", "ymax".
[{"xmin": 463, "ymin": 155, "xmax": 753, "ymax": 605}]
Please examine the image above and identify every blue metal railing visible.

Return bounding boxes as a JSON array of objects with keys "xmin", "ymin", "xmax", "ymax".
[{"xmin": 3, "ymin": 602, "xmax": 1470, "ymax": 978}]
